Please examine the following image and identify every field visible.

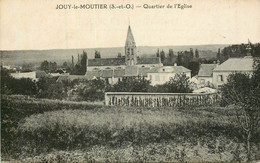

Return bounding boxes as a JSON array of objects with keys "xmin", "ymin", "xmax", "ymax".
[{"xmin": 1, "ymin": 95, "xmax": 260, "ymax": 162}]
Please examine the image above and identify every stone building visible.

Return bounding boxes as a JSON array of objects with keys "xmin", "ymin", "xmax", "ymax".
[{"xmin": 85, "ymin": 25, "xmax": 191, "ymax": 85}]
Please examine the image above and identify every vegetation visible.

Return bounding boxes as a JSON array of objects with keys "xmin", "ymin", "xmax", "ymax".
[
  {"xmin": 220, "ymin": 58, "xmax": 260, "ymax": 161},
  {"xmin": 1, "ymin": 96, "xmax": 260, "ymax": 162},
  {"xmin": 0, "ymin": 68, "xmax": 37, "ymax": 95}
]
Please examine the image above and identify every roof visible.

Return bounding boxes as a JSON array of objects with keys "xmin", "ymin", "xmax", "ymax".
[
  {"xmin": 148, "ymin": 66, "xmax": 191, "ymax": 74},
  {"xmin": 86, "ymin": 70, "xmax": 103, "ymax": 80},
  {"xmin": 213, "ymin": 56, "xmax": 254, "ymax": 72},
  {"xmin": 88, "ymin": 58, "xmax": 125, "ymax": 66},
  {"xmin": 137, "ymin": 57, "xmax": 161, "ymax": 65},
  {"xmin": 125, "ymin": 66, "xmax": 138, "ymax": 76},
  {"xmin": 125, "ymin": 25, "xmax": 135, "ymax": 46},
  {"xmin": 198, "ymin": 64, "xmax": 217, "ymax": 77}
]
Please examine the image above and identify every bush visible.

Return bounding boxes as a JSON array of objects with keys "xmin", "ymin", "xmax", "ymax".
[
  {"xmin": 163, "ymin": 73, "xmax": 193, "ymax": 93},
  {"xmin": 111, "ymin": 77, "xmax": 151, "ymax": 92}
]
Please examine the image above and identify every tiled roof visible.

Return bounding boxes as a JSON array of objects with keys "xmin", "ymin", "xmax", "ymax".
[
  {"xmin": 198, "ymin": 64, "xmax": 217, "ymax": 77},
  {"xmin": 148, "ymin": 66, "xmax": 191, "ymax": 73},
  {"xmin": 88, "ymin": 57, "xmax": 161, "ymax": 67},
  {"xmin": 137, "ymin": 57, "xmax": 160, "ymax": 65},
  {"xmin": 88, "ymin": 58, "xmax": 125, "ymax": 66},
  {"xmin": 213, "ymin": 56, "xmax": 254, "ymax": 72}
]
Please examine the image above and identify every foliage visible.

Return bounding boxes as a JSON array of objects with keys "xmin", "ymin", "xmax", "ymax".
[
  {"xmin": 0, "ymin": 67, "xmax": 37, "ymax": 95},
  {"xmin": 95, "ymin": 50, "xmax": 101, "ymax": 58},
  {"xmin": 112, "ymin": 77, "xmax": 151, "ymax": 92},
  {"xmin": 2, "ymin": 96, "xmax": 260, "ymax": 161},
  {"xmin": 220, "ymin": 58, "xmax": 260, "ymax": 161},
  {"xmin": 160, "ymin": 50, "xmax": 166, "ymax": 63},
  {"xmin": 40, "ymin": 60, "xmax": 57, "ymax": 73},
  {"xmin": 163, "ymin": 73, "xmax": 193, "ymax": 93},
  {"xmin": 195, "ymin": 49, "xmax": 199, "ymax": 58},
  {"xmin": 71, "ymin": 51, "xmax": 88, "ymax": 75},
  {"xmin": 78, "ymin": 78, "xmax": 109, "ymax": 101},
  {"xmin": 36, "ymin": 77, "xmax": 67, "ymax": 100}
]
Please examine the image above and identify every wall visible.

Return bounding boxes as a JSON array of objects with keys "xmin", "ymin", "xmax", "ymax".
[
  {"xmin": 198, "ymin": 76, "xmax": 213, "ymax": 87},
  {"xmin": 105, "ymin": 92, "xmax": 219, "ymax": 107},
  {"xmin": 212, "ymin": 71, "xmax": 253, "ymax": 88},
  {"xmin": 147, "ymin": 72, "xmax": 191, "ymax": 86}
]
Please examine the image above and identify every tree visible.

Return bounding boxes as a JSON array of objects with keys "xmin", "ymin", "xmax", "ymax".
[
  {"xmin": 40, "ymin": 60, "xmax": 49, "ymax": 73},
  {"xmin": 195, "ymin": 49, "xmax": 199, "ymax": 58},
  {"xmin": 112, "ymin": 77, "xmax": 151, "ymax": 92},
  {"xmin": 95, "ymin": 50, "xmax": 101, "ymax": 58},
  {"xmin": 156, "ymin": 49, "xmax": 160, "ymax": 57},
  {"xmin": 217, "ymin": 48, "xmax": 221, "ymax": 60},
  {"xmin": 164, "ymin": 73, "xmax": 193, "ymax": 93},
  {"xmin": 49, "ymin": 62, "xmax": 57, "ymax": 73},
  {"xmin": 221, "ymin": 58, "xmax": 260, "ymax": 161},
  {"xmin": 188, "ymin": 61, "xmax": 200, "ymax": 77},
  {"xmin": 160, "ymin": 50, "xmax": 166, "ymax": 64},
  {"xmin": 190, "ymin": 48, "xmax": 194, "ymax": 59}
]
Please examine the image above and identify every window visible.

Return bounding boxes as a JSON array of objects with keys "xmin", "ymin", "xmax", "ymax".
[
  {"xmin": 150, "ymin": 75, "xmax": 152, "ymax": 80},
  {"xmin": 131, "ymin": 48, "xmax": 134, "ymax": 55},
  {"xmin": 218, "ymin": 75, "xmax": 223, "ymax": 82},
  {"xmin": 162, "ymin": 69, "xmax": 165, "ymax": 72}
]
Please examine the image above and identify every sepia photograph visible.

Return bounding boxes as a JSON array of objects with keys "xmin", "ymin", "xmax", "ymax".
[{"xmin": 1, "ymin": 0, "xmax": 260, "ymax": 162}]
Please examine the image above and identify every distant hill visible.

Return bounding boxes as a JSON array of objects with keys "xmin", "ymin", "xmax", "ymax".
[{"xmin": 0, "ymin": 44, "xmax": 229, "ymax": 66}]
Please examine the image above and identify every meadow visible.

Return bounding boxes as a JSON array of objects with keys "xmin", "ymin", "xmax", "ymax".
[{"xmin": 1, "ymin": 95, "xmax": 260, "ymax": 162}]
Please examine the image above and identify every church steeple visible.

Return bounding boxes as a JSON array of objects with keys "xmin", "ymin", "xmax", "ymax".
[{"xmin": 125, "ymin": 25, "xmax": 137, "ymax": 66}]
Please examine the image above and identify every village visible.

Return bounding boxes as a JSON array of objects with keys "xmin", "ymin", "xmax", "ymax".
[{"xmin": 4, "ymin": 25, "xmax": 256, "ymax": 97}]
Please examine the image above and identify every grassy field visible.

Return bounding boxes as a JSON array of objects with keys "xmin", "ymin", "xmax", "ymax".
[{"xmin": 1, "ymin": 95, "xmax": 260, "ymax": 162}]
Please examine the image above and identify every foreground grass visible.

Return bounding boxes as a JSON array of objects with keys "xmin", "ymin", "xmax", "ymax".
[{"xmin": 1, "ymin": 95, "xmax": 260, "ymax": 162}]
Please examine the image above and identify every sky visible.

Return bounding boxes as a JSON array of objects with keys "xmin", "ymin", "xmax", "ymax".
[{"xmin": 1, "ymin": 0, "xmax": 260, "ymax": 50}]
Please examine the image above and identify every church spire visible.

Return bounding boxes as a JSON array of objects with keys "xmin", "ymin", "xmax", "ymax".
[
  {"xmin": 125, "ymin": 25, "xmax": 135, "ymax": 47},
  {"xmin": 125, "ymin": 25, "xmax": 137, "ymax": 66}
]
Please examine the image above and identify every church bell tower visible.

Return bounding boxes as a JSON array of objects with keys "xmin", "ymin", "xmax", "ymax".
[{"xmin": 125, "ymin": 25, "xmax": 137, "ymax": 66}]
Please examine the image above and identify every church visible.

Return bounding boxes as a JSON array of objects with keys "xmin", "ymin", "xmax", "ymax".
[
  {"xmin": 85, "ymin": 25, "xmax": 191, "ymax": 85},
  {"xmin": 85, "ymin": 25, "xmax": 163, "ymax": 84}
]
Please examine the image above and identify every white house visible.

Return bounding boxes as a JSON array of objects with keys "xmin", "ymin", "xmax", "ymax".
[
  {"xmin": 212, "ymin": 56, "xmax": 254, "ymax": 88},
  {"xmin": 146, "ymin": 66, "xmax": 191, "ymax": 86},
  {"xmin": 10, "ymin": 71, "xmax": 46, "ymax": 81}
]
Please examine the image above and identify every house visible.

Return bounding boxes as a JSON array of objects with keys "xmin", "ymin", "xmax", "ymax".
[
  {"xmin": 10, "ymin": 71, "xmax": 47, "ymax": 81},
  {"xmin": 212, "ymin": 56, "xmax": 254, "ymax": 88},
  {"xmin": 197, "ymin": 64, "xmax": 218, "ymax": 87},
  {"xmin": 146, "ymin": 65, "xmax": 191, "ymax": 86}
]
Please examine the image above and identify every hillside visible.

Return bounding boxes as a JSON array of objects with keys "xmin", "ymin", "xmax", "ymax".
[{"xmin": 0, "ymin": 44, "xmax": 229, "ymax": 66}]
